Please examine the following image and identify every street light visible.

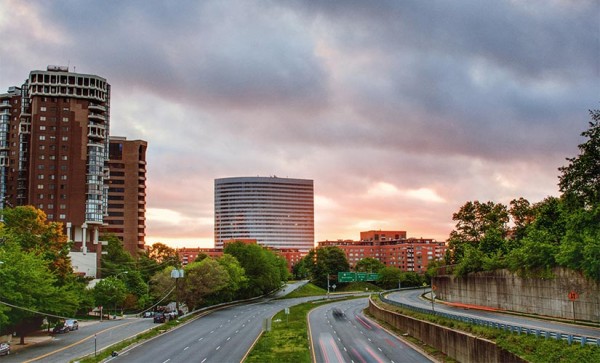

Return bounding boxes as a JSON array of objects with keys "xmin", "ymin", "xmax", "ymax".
[{"xmin": 171, "ymin": 269, "xmax": 184, "ymax": 316}]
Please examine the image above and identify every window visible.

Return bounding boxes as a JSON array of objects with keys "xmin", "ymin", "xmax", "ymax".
[
  {"xmin": 60, "ymin": 175, "xmax": 67, "ymax": 180},
  {"xmin": 47, "ymin": 204, "xmax": 54, "ymax": 209},
  {"xmin": 37, "ymin": 174, "xmax": 44, "ymax": 179},
  {"xmin": 40, "ymin": 125, "xmax": 46, "ymax": 131},
  {"xmin": 39, "ymin": 135, "xmax": 45, "ymax": 140},
  {"xmin": 38, "ymin": 155, "xmax": 45, "ymax": 160},
  {"xmin": 37, "ymin": 184, "xmax": 44, "ymax": 189},
  {"xmin": 40, "ymin": 106, "xmax": 46, "ymax": 111},
  {"xmin": 40, "ymin": 116, "xmax": 46, "ymax": 121},
  {"xmin": 59, "ymin": 204, "xmax": 66, "ymax": 209},
  {"xmin": 59, "ymin": 214, "xmax": 66, "ymax": 220},
  {"xmin": 61, "ymin": 155, "xmax": 68, "ymax": 160},
  {"xmin": 61, "ymin": 136, "xmax": 68, "ymax": 141},
  {"xmin": 62, "ymin": 117, "xmax": 69, "ymax": 122}
]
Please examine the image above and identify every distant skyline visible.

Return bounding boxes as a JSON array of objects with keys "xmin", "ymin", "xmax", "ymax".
[{"xmin": 0, "ymin": 0, "xmax": 598, "ymax": 248}]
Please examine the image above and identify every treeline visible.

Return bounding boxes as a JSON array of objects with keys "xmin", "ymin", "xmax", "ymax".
[
  {"xmin": 443, "ymin": 110, "xmax": 600, "ymax": 281},
  {"xmin": 0, "ymin": 207, "xmax": 289, "ymax": 344},
  {"xmin": 292, "ymin": 246, "xmax": 429, "ymax": 289}
]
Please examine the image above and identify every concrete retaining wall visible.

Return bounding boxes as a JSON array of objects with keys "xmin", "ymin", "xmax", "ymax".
[
  {"xmin": 434, "ymin": 268, "xmax": 600, "ymax": 322},
  {"xmin": 368, "ymin": 299, "xmax": 526, "ymax": 363}
]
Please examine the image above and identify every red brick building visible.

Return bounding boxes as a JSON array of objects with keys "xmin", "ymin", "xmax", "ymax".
[
  {"xmin": 176, "ymin": 240, "xmax": 307, "ymax": 272},
  {"xmin": 318, "ymin": 230, "xmax": 446, "ymax": 273}
]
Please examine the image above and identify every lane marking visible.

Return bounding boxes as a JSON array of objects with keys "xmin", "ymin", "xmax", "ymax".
[
  {"xmin": 216, "ymin": 345, "xmax": 221, "ymax": 350},
  {"xmin": 162, "ymin": 360, "xmax": 170, "ymax": 363},
  {"xmin": 184, "ymin": 346, "xmax": 189, "ymax": 351},
  {"xmin": 201, "ymin": 359, "xmax": 207, "ymax": 363}
]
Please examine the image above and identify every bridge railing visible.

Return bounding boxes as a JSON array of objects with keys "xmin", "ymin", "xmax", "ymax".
[{"xmin": 379, "ymin": 290, "xmax": 600, "ymax": 348}]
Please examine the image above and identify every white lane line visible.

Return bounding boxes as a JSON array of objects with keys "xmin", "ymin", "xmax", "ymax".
[
  {"xmin": 235, "ymin": 330, "xmax": 239, "ymax": 333},
  {"xmin": 201, "ymin": 359, "xmax": 207, "ymax": 363},
  {"xmin": 198, "ymin": 337, "xmax": 203, "ymax": 341},
  {"xmin": 184, "ymin": 346, "xmax": 189, "ymax": 351},
  {"xmin": 162, "ymin": 360, "xmax": 170, "ymax": 363},
  {"xmin": 210, "ymin": 330, "xmax": 214, "ymax": 333},
  {"xmin": 227, "ymin": 337, "xmax": 231, "ymax": 341},
  {"xmin": 216, "ymin": 346, "xmax": 221, "ymax": 350},
  {"xmin": 343, "ymin": 347, "xmax": 347, "ymax": 352}
]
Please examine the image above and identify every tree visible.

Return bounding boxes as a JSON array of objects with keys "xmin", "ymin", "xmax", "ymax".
[
  {"xmin": 100, "ymin": 235, "xmax": 135, "ymax": 278},
  {"xmin": 446, "ymin": 201, "xmax": 509, "ymax": 264},
  {"xmin": 147, "ymin": 242, "xmax": 179, "ymax": 266},
  {"xmin": 224, "ymin": 242, "xmax": 286, "ymax": 297},
  {"xmin": 0, "ymin": 241, "xmax": 79, "ymax": 344},
  {"xmin": 93, "ymin": 277, "xmax": 127, "ymax": 317},
  {"xmin": 377, "ymin": 267, "xmax": 403, "ymax": 289},
  {"xmin": 148, "ymin": 267, "xmax": 176, "ymax": 303},
  {"xmin": 0, "ymin": 206, "xmax": 72, "ymax": 281},
  {"xmin": 558, "ymin": 110, "xmax": 600, "ymax": 209},
  {"xmin": 182, "ymin": 259, "xmax": 229, "ymax": 310},
  {"xmin": 355, "ymin": 257, "xmax": 384, "ymax": 273},
  {"xmin": 213, "ymin": 254, "xmax": 248, "ymax": 302},
  {"xmin": 304, "ymin": 247, "xmax": 350, "ymax": 289}
]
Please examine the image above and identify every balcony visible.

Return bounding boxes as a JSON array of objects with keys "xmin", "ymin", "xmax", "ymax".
[
  {"xmin": 88, "ymin": 112, "xmax": 106, "ymax": 121},
  {"xmin": 88, "ymin": 124, "xmax": 106, "ymax": 140},
  {"xmin": 88, "ymin": 103, "xmax": 106, "ymax": 112},
  {"xmin": 0, "ymin": 102, "xmax": 10, "ymax": 109}
]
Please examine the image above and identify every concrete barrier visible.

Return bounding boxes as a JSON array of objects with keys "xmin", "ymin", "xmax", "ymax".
[{"xmin": 368, "ymin": 298, "xmax": 527, "ymax": 363}]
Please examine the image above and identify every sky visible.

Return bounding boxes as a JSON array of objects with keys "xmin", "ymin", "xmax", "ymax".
[{"xmin": 0, "ymin": 0, "xmax": 598, "ymax": 249}]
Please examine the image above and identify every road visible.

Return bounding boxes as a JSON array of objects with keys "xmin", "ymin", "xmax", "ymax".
[
  {"xmin": 1, "ymin": 317, "xmax": 156, "ymax": 363},
  {"xmin": 386, "ymin": 288, "xmax": 600, "ymax": 339},
  {"xmin": 309, "ymin": 298, "xmax": 433, "ymax": 363}
]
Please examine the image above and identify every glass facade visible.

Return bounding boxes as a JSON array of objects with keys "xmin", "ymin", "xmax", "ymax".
[{"xmin": 215, "ymin": 177, "xmax": 314, "ymax": 251}]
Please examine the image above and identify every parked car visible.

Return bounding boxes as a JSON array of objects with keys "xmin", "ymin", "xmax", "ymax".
[
  {"xmin": 0, "ymin": 342, "xmax": 10, "ymax": 356},
  {"xmin": 65, "ymin": 319, "xmax": 79, "ymax": 331},
  {"xmin": 143, "ymin": 311, "xmax": 155, "ymax": 318},
  {"xmin": 153, "ymin": 312, "xmax": 166, "ymax": 323},
  {"xmin": 52, "ymin": 323, "xmax": 69, "ymax": 334}
]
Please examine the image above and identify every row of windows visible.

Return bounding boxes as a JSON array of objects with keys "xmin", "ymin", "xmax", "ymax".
[
  {"xmin": 37, "ymin": 194, "xmax": 67, "ymax": 199},
  {"xmin": 39, "ymin": 135, "xmax": 69, "ymax": 141},
  {"xmin": 39, "ymin": 116, "xmax": 70, "ymax": 122}
]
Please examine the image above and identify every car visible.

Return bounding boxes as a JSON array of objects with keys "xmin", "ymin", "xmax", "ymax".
[
  {"xmin": 143, "ymin": 311, "xmax": 155, "ymax": 318},
  {"xmin": 153, "ymin": 312, "xmax": 166, "ymax": 323},
  {"xmin": 52, "ymin": 324, "xmax": 69, "ymax": 334},
  {"xmin": 65, "ymin": 319, "xmax": 79, "ymax": 331},
  {"xmin": 0, "ymin": 342, "xmax": 10, "ymax": 356},
  {"xmin": 332, "ymin": 308, "xmax": 345, "ymax": 319}
]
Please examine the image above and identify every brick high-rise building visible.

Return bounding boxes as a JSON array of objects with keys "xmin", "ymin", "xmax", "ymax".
[
  {"xmin": 0, "ymin": 66, "xmax": 111, "ymax": 265},
  {"xmin": 102, "ymin": 136, "xmax": 147, "ymax": 255}
]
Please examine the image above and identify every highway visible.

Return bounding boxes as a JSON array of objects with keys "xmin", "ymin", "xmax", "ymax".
[
  {"xmin": 309, "ymin": 298, "xmax": 433, "ymax": 363},
  {"xmin": 386, "ymin": 288, "xmax": 600, "ymax": 339}
]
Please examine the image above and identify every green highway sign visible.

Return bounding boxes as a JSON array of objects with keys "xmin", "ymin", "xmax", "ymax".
[
  {"xmin": 356, "ymin": 272, "xmax": 367, "ymax": 281},
  {"xmin": 338, "ymin": 272, "xmax": 356, "ymax": 282},
  {"xmin": 367, "ymin": 273, "xmax": 380, "ymax": 281}
]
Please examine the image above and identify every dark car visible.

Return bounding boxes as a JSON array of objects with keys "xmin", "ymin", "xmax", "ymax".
[
  {"xmin": 153, "ymin": 312, "xmax": 166, "ymax": 323},
  {"xmin": 65, "ymin": 319, "xmax": 79, "ymax": 331},
  {"xmin": 53, "ymin": 324, "xmax": 69, "ymax": 334},
  {"xmin": 332, "ymin": 308, "xmax": 345, "ymax": 319}
]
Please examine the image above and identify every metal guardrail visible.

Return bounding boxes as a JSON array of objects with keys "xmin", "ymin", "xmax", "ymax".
[{"xmin": 379, "ymin": 290, "xmax": 600, "ymax": 348}]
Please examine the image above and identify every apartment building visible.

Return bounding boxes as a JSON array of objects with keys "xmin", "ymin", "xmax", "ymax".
[
  {"xmin": 101, "ymin": 136, "xmax": 147, "ymax": 255},
  {"xmin": 318, "ymin": 230, "xmax": 446, "ymax": 273}
]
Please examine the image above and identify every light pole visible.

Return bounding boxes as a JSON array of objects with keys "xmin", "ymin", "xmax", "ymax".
[{"xmin": 171, "ymin": 268, "xmax": 184, "ymax": 315}]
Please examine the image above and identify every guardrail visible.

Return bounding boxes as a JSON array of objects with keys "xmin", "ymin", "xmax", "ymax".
[{"xmin": 379, "ymin": 290, "xmax": 600, "ymax": 348}]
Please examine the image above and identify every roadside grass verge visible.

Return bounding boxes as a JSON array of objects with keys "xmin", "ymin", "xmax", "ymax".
[
  {"xmin": 245, "ymin": 297, "xmax": 363, "ymax": 363},
  {"xmin": 280, "ymin": 282, "xmax": 326, "ymax": 298},
  {"xmin": 336, "ymin": 281, "xmax": 382, "ymax": 292},
  {"xmin": 371, "ymin": 295, "xmax": 600, "ymax": 363}
]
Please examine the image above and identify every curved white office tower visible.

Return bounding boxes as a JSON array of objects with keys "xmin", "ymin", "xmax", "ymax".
[{"xmin": 214, "ymin": 176, "xmax": 314, "ymax": 251}]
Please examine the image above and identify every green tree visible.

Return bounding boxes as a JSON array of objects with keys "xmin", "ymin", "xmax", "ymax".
[
  {"xmin": 0, "ymin": 206, "xmax": 72, "ymax": 281},
  {"xmin": 148, "ymin": 267, "xmax": 176, "ymax": 303},
  {"xmin": 0, "ymin": 241, "xmax": 79, "ymax": 344},
  {"xmin": 100, "ymin": 235, "xmax": 135, "ymax": 278},
  {"xmin": 182, "ymin": 258, "xmax": 229, "ymax": 310},
  {"xmin": 377, "ymin": 267, "xmax": 403, "ymax": 289},
  {"xmin": 354, "ymin": 257, "xmax": 385, "ymax": 273},
  {"xmin": 224, "ymin": 242, "xmax": 286, "ymax": 297},
  {"xmin": 305, "ymin": 247, "xmax": 350, "ymax": 289},
  {"xmin": 558, "ymin": 110, "xmax": 600, "ymax": 209},
  {"xmin": 93, "ymin": 277, "xmax": 127, "ymax": 317},
  {"xmin": 214, "ymin": 254, "xmax": 248, "ymax": 302},
  {"xmin": 446, "ymin": 201, "xmax": 509, "ymax": 265}
]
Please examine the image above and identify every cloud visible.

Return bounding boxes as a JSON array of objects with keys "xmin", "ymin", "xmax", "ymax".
[{"xmin": 0, "ymin": 0, "xmax": 597, "ymax": 247}]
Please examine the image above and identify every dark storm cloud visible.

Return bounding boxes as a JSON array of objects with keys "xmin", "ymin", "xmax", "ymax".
[
  {"xmin": 37, "ymin": 0, "xmax": 330, "ymax": 110},
  {"xmin": 0, "ymin": 0, "xmax": 597, "ymax": 244}
]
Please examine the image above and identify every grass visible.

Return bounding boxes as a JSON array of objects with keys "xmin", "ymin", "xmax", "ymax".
[
  {"xmin": 281, "ymin": 282, "xmax": 327, "ymax": 298},
  {"xmin": 245, "ymin": 298, "xmax": 355, "ymax": 363},
  {"xmin": 336, "ymin": 281, "xmax": 382, "ymax": 292},
  {"xmin": 371, "ymin": 295, "xmax": 600, "ymax": 363}
]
